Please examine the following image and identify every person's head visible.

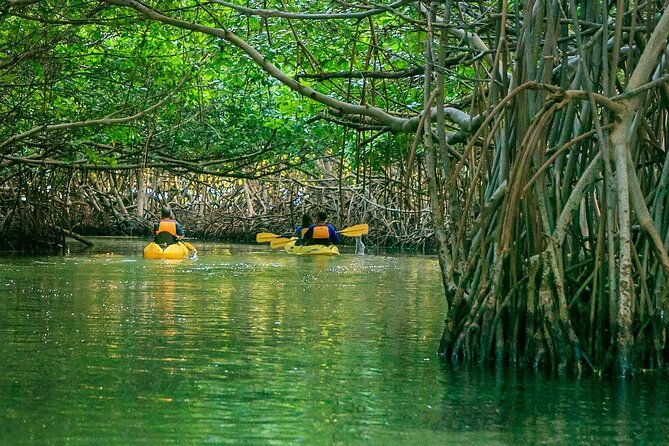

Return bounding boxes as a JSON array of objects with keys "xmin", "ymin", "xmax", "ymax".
[
  {"xmin": 316, "ymin": 211, "xmax": 327, "ymax": 222},
  {"xmin": 302, "ymin": 213, "xmax": 313, "ymax": 227},
  {"xmin": 161, "ymin": 206, "xmax": 172, "ymax": 219}
]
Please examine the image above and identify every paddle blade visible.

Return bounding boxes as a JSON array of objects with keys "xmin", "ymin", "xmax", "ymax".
[
  {"xmin": 182, "ymin": 241, "xmax": 197, "ymax": 253},
  {"xmin": 256, "ymin": 232, "xmax": 279, "ymax": 243},
  {"xmin": 270, "ymin": 237, "xmax": 294, "ymax": 249},
  {"xmin": 339, "ymin": 224, "xmax": 369, "ymax": 237}
]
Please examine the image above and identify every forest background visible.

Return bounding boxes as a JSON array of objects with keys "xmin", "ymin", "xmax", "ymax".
[{"xmin": 2, "ymin": 0, "xmax": 669, "ymax": 376}]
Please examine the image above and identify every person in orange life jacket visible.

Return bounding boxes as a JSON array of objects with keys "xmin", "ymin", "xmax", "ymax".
[
  {"xmin": 293, "ymin": 213, "xmax": 313, "ymax": 246},
  {"xmin": 303, "ymin": 211, "xmax": 339, "ymax": 246},
  {"xmin": 153, "ymin": 206, "xmax": 185, "ymax": 246}
]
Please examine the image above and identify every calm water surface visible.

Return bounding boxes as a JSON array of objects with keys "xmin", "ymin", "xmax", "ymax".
[{"xmin": 1, "ymin": 239, "xmax": 668, "ymax": 445}]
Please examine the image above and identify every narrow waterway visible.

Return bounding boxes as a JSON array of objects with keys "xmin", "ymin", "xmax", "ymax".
[{"xmin": 1, "ymin": 239, "xmax": 667, "ymax": 445}]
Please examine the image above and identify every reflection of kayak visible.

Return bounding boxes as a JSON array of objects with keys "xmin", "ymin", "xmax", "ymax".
[
  {"xmin": 284, "ymin": 240, "xmax": 339, "ymax": 256},
  {"xmin": 143, "ymin": 241, "xmax": 192, "ymax": 259}
]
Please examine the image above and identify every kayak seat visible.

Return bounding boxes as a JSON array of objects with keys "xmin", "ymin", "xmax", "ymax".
[
  {"xmin": 154, "ymin": 231, "xmax": 178, "ymax": 247},
  {"xmin": 305, "ymin": 239, "xmax": 331, "ymax": 246}
]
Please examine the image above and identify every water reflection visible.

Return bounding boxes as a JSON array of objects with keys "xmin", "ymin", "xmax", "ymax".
[{"xmin": 0, "ymin": 241, "xmax": 667, "ymax": 444}]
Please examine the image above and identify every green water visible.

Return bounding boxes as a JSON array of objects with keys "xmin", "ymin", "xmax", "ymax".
[{"xmin": 1, "ymin": 239, "xmax": 668, "ymax": 445}]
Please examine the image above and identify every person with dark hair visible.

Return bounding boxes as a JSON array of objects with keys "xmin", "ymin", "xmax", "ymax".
[
  {"xmin": 303, "ymin": 211, "xmax": 339, "ymax": 246},
  {"xmin": 153, "ymin": 206, "xmax": 185, "ymax": 246},
  {"xmin": 293, "ymin": 213, "xmax": 313, "ymax": 246}
]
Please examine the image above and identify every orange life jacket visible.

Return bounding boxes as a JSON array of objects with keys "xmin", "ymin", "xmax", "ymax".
[
  {"xmin": 156, "ymin": 219, "xmax": 177, "ymax": 236},
  {"xmin": 312, "ymin": 225, "xmax": 330, "ymax": 240}
]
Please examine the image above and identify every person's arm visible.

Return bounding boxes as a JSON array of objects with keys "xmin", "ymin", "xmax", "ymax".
[
  {"xmin": 153, "ymin": 222, "xmax": 159, "ymax": 234},
  {"xmin": 175, "ymin": 222, "xmax": 185, "ymax": 238},
  {"xmin": 329, "ymin": 225, "xmax": 340, "ymax": 244}
]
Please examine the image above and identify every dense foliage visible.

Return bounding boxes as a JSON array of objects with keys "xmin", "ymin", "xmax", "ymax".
[{"xmin": 3, "ymin": 0, "xmax": 669, "ymax": 377}]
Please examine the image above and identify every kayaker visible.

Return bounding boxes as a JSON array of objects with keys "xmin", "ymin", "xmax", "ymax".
[
  {"xmin": 154, "ymin": 206, "xmax": 185, "ymax": 246},
  {"xmin": 303, "ymin": 211, "xmax": 339, "ymax": 246},
  {"xmin": 293, "ymin": 213, "xmax": 313, "ymax": 246}
]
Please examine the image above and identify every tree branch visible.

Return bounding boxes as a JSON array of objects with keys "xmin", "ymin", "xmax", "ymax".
[
  {"xmin": 208, "ymin": 0, "xmax": 413, "ymax": 20},
  {"xmin": 296, "ymin": 66, "xmax": 424, "ymax": 80},
  {"xmin": 103, "ymin": 0, "xmax": 420, "ymax": 133},
  {"xmin": 0, "ymin": 74, "xmax": 189, "ymax": 154}
]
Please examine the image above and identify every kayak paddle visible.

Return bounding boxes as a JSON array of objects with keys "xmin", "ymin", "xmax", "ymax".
[
  {"xmin": 258, "ymin": 224, "xmax": 368, "ymax": 244},
  {"xmin": 256, "ymin": 232, "xmax": 280, "ymax": 243},
  {"xmin": 338, "ymin": 224, "xmax": 369, "ymax": 237},
  {"xmin": 270, "ymin": 237, "xmax": 295, "ymax": 249},
  {"xmin": 182, "ymin": 240, "xmax": 197, "ymax": 253}
]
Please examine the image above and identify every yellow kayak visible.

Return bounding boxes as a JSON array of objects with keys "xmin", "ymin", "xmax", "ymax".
[
  {"xmin": 143, "ymin": 241, "xmax": 193, "ymax": 259},
  {"xmin": 284, "ymin": 240, "xmax": 339, "ymax": 256}
]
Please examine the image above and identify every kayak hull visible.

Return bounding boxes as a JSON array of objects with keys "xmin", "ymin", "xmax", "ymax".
[
  {"xmin": 143, "ymin": 241, "xmax": 191, "ymax": 259},
  {"xmin": 284, "ymin": 240, "xmax": 339, "ymax": 256}
]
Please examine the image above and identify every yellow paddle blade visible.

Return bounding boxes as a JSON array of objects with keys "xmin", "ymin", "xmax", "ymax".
[
  {"xmin": 256, "ymin": 232, "xmax": 279, "ymax": 243},
  {"xmin": 182, "ymin": 241, "xmax": 197, "ymax": 253},
  {"xmin": 339, "ymin": 224, "xmax": 369, "ymax": 237},
  {"xmin": 270, "ymin": 237, "xmax": 295, "ymax": 249}
]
